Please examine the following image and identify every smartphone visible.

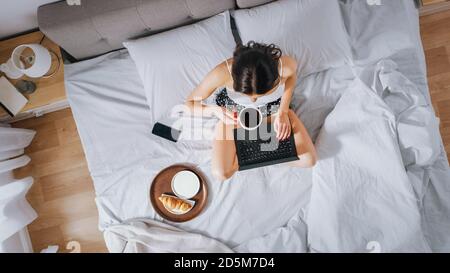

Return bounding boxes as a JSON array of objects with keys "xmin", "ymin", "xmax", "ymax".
[{"xmin": 152, "ymin": 122, "xmax": 181, "ymax": 143}]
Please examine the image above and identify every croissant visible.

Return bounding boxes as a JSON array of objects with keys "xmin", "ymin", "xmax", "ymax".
[{"xmin": 159, "ymin": 195, "xmax": 193, "ymax": 213}]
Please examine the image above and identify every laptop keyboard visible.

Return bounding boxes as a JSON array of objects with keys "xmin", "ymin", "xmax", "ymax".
[{"xmin": 234, "ymin": 127, "xmax": 298, "ymax": 170}]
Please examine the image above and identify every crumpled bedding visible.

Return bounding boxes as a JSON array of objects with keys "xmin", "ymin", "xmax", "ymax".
[
  {"xmin": 100, "ymin": 59, "xmax": 450, "ymax": 252},
  {"xmin": 233, "ymin": 58, "xmax": 449, "ymax": 253},
  {"xmin": 64, "ymin": 0, "xmax": 450, "ymax": 252},
  {"xmin": 104, "ymin": 218, "xmax": 233, "ymax": 253},
  {"xmin": 307, "ymin": 60, "xmax": 436, "ymax": 252}
]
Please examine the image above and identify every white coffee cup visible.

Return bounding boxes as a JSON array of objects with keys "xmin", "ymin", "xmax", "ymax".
[
  {"xmin": 171, "ymin": 170, "xmax": 200, "ymax": 199},
  {"xmin": 238, "ymin": 107, "xmax": 263, "ymax": 131}
]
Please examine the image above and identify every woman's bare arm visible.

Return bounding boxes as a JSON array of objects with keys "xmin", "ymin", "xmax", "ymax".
[
  {"xmin": 274, "ymin": 56, "xmax": 298, "ymax": 140},
  {"xmin": 279, "ymin": 56, "xmax": 317, "ymax": 167},
  {"xmin": 185, "ymin": 63, "xmax": 227, "ymax": 118},
  {"xmin": 279, "ymin": 56, "xmax": 297, "ymax": 115}
]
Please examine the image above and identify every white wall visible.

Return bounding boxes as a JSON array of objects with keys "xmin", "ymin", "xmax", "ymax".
[{"xmin": 0, "ymin": 0, "xmax": 59, "ymax": 39}]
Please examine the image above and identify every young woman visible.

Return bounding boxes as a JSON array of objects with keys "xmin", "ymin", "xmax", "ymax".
[{"xmin": 185, "ymin": 42, "xmax": 317, "ymax": 181}]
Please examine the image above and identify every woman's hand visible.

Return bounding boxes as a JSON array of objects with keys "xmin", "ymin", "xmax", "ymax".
[
  {"xmin": 213, "ymin": 106, "xmax": 237, "ymax": 125},
  {"xmin": 274, "ymin": 111, "xmax": 291, "ymax": 140}
]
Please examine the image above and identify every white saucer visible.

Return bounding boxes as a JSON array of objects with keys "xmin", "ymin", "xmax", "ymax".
[{"xmin": 171, "ymin": 170, "xmax": 200, "ymax": 199}]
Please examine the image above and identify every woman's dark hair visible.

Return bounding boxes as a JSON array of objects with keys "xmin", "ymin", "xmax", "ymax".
[{"xmin": 232, "ymin": 41, "xmax": 282, "ymax": 95}]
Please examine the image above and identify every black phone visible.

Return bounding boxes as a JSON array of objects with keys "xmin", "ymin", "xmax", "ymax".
[{"xmin": 152, "ymin": 122, "xmax": 181, "ymax": 142}]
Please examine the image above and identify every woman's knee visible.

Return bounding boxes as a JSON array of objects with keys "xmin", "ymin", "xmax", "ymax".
[{"xmin": 211, "ymin": 166, "xmax": 236, "ymax": 182}]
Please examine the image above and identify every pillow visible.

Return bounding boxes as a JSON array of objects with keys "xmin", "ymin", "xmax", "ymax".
[
  {"xmin": 236, "ymin": 0, "xmax": 275, "ymax": 8},
  {"xmin": 233, "ymin": 0, "xmax": 352, "ymax": 77},
  {"xmin": 339, "ymin": 0, "xmax": 415, "ymax": 66},
  {"xmin": 124, "ymin": 11, "xmax": 235, "ymax": 122}
]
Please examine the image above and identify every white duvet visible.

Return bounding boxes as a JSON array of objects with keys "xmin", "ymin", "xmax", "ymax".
[
  {"xmin": 65, "ymin": 0, "xmax": 450, "ymax": 252},
  {"xmin": 308, "ymin": 64, "xmax": 433, "ymax": 252}
]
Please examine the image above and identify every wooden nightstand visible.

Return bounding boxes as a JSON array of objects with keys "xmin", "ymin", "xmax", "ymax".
[
  {"xmin": 0, "ymin": 31, "xmax": 68, "ymax": 123},
  {"xmin": 420, "ymin": 0, "xmax": 450, "ymax": 15}
]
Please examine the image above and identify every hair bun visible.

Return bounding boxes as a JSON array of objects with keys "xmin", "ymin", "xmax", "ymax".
[
  {"xmin": 237, "ymin": 41, "xmax": 282, "ymax": 60},
  {"xmin": 266, "ymin": 43, "xmax": 282, "ymax": 60},
  {"xmin": 231, "ymin": 41, "xmax": 283, "ymax": 95}
]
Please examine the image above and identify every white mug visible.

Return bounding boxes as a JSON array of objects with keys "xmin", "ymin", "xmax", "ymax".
[{"xmin": 238, "ymin": 107, "xmax": 263, "ymax": 131}]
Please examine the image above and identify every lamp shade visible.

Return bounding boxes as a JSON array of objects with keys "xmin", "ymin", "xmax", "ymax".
[{"xmin": 11, "ymin": 44, "xmax": 51, "ymax": 78}]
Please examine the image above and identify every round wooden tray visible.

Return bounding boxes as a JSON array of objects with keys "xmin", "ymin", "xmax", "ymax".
[{"xmin": 150, "ymin": 164, "xmax": 208, "ymax": 222}]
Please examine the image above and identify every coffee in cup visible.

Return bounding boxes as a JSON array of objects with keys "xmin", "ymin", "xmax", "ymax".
[{"xmin": 238, "ymin": 107, "xmax": 263, "ymax": 130}]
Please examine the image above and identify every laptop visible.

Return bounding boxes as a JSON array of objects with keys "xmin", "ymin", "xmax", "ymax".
[{"xmin": 233, "ymin": 122, "xmax": 298, "ymax": 171}]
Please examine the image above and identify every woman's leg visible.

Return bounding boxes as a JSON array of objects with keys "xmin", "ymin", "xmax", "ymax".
[
  {"xmin": 211, "ymin": 121, "xmax": 239, "ymax": 181},
  {"xmin": 285, "ymin": 110, "xmax": 317, "ymax": 168}
]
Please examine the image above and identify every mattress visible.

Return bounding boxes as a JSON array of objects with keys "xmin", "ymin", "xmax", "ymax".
[{"xmin": 64, "ymin": 0, "xmax": 450, "ymax": 252}]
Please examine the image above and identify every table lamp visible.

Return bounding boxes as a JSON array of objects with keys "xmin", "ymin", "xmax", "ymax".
[
  {"xmin": 13, "ymin": 44, "xmax": 52, "ymax": 77},
  {"xmin": 0, "ymin": 43, "xmax": 59, "ymax": 94}
]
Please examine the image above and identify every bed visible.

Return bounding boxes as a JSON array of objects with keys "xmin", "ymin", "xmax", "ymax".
[{"xmin": 38, "ymin": 0, "xmax": 450, "ymax": 252}]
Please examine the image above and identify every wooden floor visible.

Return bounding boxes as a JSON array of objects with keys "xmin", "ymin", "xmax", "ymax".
[
  {"xmin": 13, "ymin": 109, "xmax": 107, "ymax": 253},
  {"xmin": 10, "ymin": 10, "xmax": 450, "ymax": 253},
  {"xmin": 420, "ymin": 9, "xmax": 450, "ymax": 160}
]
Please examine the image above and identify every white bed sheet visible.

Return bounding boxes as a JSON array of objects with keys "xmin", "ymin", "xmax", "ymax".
[
  {"xmin": 64, "ymin": 0, "xmax": 450, "ymax": 252},
  {"xmin": 65, "ymin": 48, "xmax": 325, "ymax": 247}
]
